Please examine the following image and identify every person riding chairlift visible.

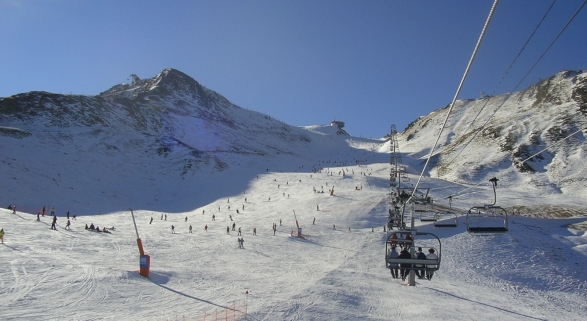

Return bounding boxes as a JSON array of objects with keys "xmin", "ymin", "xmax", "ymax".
[
  {"xmin": 389, "ymin": 233, "xmax": 398, "ymax": 247},
  {"xmin": 403, "ymin": 234, "xmax": 413, "ymax": 249}
]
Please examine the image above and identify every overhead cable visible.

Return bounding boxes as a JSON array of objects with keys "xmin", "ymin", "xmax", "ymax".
[
  {"xmin": 518, "ymin": 127, "xmax": 587, "ymax": 164},
  {"xmin": 437, "ymin": 0, "xmax": 587, "ymax": 200},
  {"xmin": 408, "ymin": 0, "xmax": 500, "ymax": 203},
  {"xmin": 444, "ymin": 0, "xmax": 558, "ymax": 155}
]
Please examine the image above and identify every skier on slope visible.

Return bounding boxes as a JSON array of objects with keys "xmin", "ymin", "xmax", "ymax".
[
  {"xmin": 0, "ymin": 228, "xmax": 4, "ymax": 243},
  {"xmin": 51, "ymin": 216, "xmax": 57, "ymax": 230}
]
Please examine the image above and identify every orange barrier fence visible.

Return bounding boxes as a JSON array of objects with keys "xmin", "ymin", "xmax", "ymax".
[{"xmin": 175, "ymin": 300, "xmax": 247, "ymax": 321}]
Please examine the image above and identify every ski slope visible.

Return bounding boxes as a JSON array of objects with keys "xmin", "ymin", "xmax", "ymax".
[{"xmin": 1, "ymin": 147, "xmax": 587, "ymax": 320}]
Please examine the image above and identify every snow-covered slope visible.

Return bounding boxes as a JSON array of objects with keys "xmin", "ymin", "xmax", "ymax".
[
  {"xmin": 0, "ymin": 69, "xmax": 364, "ymax": 214},
  {"xmin": 397, "ymin": 70, "xmax": 587, "ymax": 199},
  {"xmin": 0, "ymin": 161, "xmax": 586, "ymax": 320},
  {"xmin": 1, "ymin": 68, "xmax": 587, "ymax": 320}
]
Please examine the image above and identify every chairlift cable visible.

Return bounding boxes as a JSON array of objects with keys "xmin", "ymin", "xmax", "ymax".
[
  {"xmin": 439, "ymin": 127, "xmax": 586, "ymax": 203},
  {"xmin": 435, "ymin": 0, "xmax": 559, "ymax": 161},
  {"xmin": 409, "ymin": 0, "xmax": 500, "ymax": 203},
  {"xmin": 436, "ymin": 0, "xmax": 586, "ymax": 202},
  {"xmin": 518, "ymin": 127, "xmax": 587, "ymax": 164},
  {"xmin": 514, "ymin": 0, "xmax": 587, "ymax": 91}
]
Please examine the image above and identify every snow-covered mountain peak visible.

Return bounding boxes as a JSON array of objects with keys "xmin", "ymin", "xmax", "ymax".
[
  {"xmin": 399, "ymin": 69, "xmax": 587, "ymax": 197},
  {"xmin": 99, "ymin": 68, "xmax": 226, "ymax": 104}
]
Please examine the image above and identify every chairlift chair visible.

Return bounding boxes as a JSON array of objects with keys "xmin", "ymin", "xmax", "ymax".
[
  {"xmin": 420, "ymin": 211, "xmax": 438, "ymax": 222},
  {"xmin": 465, "ymin": 177, "xmax": 508, "ymax": 233},
  {"xmin": 466, "ymin": 205, "xmax": 508, "ymax": 233},
  {"xmin": 434, "ymin": 212, "xmax": 458, "ymax": 228},
  {"xmin": 385, "ymin": 232, "xmax": 441, "ymax": 278},
  {"xmin": 387, "ymin": 206, "xmax": 406, "ymax": 230}
]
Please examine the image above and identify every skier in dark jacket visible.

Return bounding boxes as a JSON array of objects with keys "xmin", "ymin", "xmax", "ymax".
[
  {"xmin": 398, "ymin": 248, "xmax": 412, "ymax": 281},
  {"xmin": 414, "ymin": 247, "xmax": 427, "ymax": 279},
  {"xmin": 51, "ymin": 216, "xmax": 57, "ymax": 230}
]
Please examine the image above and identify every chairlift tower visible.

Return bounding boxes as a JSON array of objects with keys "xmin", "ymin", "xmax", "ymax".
[{"xmin": 388, "ymin": 125, "xmax": 409, "ymax": 230}]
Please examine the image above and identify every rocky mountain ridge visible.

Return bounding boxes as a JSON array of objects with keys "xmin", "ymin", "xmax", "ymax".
[{"xmin": 398, "ymin": 70, "xmax": 587, "ymax": 197}]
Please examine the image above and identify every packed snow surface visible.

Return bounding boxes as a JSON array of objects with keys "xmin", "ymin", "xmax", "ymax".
[{"xmin": 1, "ymin": 133, "xmax": 586, "ymax": 321}]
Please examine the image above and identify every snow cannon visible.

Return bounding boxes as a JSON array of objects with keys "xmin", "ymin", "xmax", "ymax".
[
  {"xmin": 130, "ymin": 209, "xmax": 150, "ymax": 278},
  {"xmin": 293, "ymin": 210, "xmax": 302, "ymax": 238}
]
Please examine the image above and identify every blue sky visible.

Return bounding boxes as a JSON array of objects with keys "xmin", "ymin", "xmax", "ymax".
[{"xmin": 1, "ymin": 0, "xmax": 585, "ymax": 138}]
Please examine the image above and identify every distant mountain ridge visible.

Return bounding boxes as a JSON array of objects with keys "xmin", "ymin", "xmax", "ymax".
[
  {"xmin": 398, "ymin": 70, "xmax": 587, "ymax": 197},
  {"xmin": 2, "ymin": 68, "xmax": 586, "ymax": 212},
  {"xmin": 0, "ymin": 68, "xmax": 357, "ymax": 213},
  {"xmin": 0, "ymin": 68, "xmax": 314, "ymax": 166}
]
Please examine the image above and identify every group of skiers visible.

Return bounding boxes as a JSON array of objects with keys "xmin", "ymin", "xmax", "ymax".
[
  {"xmin": 388, "ymin": 246, "xmax": 438, "ymax": 281},
  {"xmin": 84, "ymin": 223, "xmax": 112, "ymax": 233}
]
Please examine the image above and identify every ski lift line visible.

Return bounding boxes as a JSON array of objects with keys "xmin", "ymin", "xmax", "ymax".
[
  {"xmin": 518, "ymin": 126, "xmax": 587, "ymax": 164},
  {"xmin": 410, "ymin": 0, "xmax": 500, "ymax": 202},
  {"xmin": 514, "ymin": 0, "xmax": 587, "ymax": 92},
  {"xmin": 436, "ymin": 0, "xmax": 571, "ymax": 166},
  {"xmin": 442, "ymin": 71, "xmax": 567, "ymax": 173},
  {"xmin": 437, "ymin": 179, "xmax": 490, "ymax": 201},
  {"xmin": 439, "ymin": 68, "xmax": 578, "ymax": 200},
  {"xmin": 492, "ymin": 0, "xmax": 557, "ymax": 95}
]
